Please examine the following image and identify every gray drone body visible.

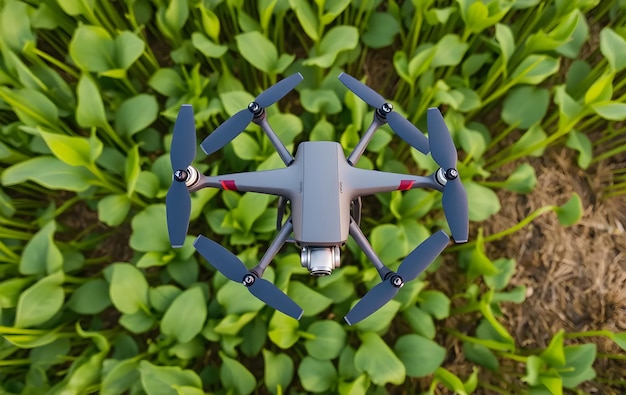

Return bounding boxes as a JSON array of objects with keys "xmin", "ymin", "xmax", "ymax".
[{"xmin": 166, "ymin": 72, "xmax": 469, "ymax": 325}]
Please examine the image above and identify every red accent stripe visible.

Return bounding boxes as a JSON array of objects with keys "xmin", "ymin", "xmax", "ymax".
[
  {"xmin": 398, "ymin": 180, "xmax": 414, "ymax": 191},
  {"xmin": 220, "ymin": 180, "xmax": 237, "ymax": 191}
]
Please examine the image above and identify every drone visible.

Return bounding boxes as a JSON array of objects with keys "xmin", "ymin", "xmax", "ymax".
[{"xmin": 166, "ymin": 72, "xmax": 468, "ymax": 325}]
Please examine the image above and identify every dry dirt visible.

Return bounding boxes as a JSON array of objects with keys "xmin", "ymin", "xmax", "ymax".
[{"xmin": 428, "ymin": 147, "xmax": 626, "ymax": 394}]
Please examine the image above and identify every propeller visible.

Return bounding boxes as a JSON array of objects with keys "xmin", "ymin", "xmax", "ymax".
[
  {"xmin": 338, "ymin": 72, "xmax": 430, "ymax": 155},
  {"xmin": 201, "ymin": 72, "xmax": 304, "ymax": 156},
  {"xmin": 194, "ymin": 235, "xmax": 303, "ymax": 320},
  {"xmin": 166, "ymin": 104, "xmax": 197, "ymax": 248},
  {"xmin": 344, "ymin": 230, "xmax": 450, "ymax": 325},
  {"xmin": 427, "ymin": 108, "xmax": 469, "ymax": 243}
]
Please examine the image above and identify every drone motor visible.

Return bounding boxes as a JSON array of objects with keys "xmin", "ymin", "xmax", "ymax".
[{"xmin": 300, "ymin": 246, "xmax": 341, "ymax": 276}]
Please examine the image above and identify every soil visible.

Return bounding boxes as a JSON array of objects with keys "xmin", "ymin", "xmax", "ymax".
[{"xmin": 429, "ymin": 147, "xmax": 626, "ymax": 394}]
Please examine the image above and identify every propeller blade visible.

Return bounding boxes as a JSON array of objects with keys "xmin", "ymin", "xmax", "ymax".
[
  {"xmin": 166, "ymin": 181, "xmax": 191, "ymax": 248},
  {"xmin": 248, "ymin": 278, "xmax": 303, "ymax": 320},
  {"xmin": 193, "ymin": 235, "xmax": 248, "ymax": 282},
  {"xmin": 255, "ymin": 72, "xmax": 304, "ymax": 108},
  {"xmin": 338, "ymin": 72, "xmax": 386, "ymax": 109},
  {"xmin": 170, "ymin": 105, "xmax": 197, "ymax": 170},
  {"xmin": 344, "ymin": 280, "xmax": 400, "ymax": 326},
  {"xmin": 397, "ymin": 230, "xmax": 450, "ymax": 281},
  {"xmin": 442, "ymin": 178, "xmax": 469, "ymax": 243},
  {"xmin": 200, "ymin": 109, "xmax": 253, "ymax": 156},
  {"xmin": 387, "ymin": 112, "xmax": 430, "ymax": 155},
  {"xmin": 427, "ymin": 108, "xmax": 457, "ymax": 169}
]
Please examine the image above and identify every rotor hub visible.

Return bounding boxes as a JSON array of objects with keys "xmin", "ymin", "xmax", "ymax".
[
  {"xmin": 174, "ymin": 169, "xmax": 189, "ymax": 182},
  {"xmin": 242, "ymin": 273, "xmax": 256, "ymax": 287},
  {"xmin": 376, "ymin": 103, "xmax": 393, "ymax": 119},
  {"xmin": 248, "ymin": 101, "xmax": 263, "ymax": 116},
  {"xmin": 445, "ymin": 168, "xmax": 459, "ymax": 180},
  {"xmin": 390, "ymin": 274, "xmax": 404, "ymax": 288}
]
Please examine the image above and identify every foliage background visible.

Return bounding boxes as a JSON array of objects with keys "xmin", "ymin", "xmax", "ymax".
[{"xmin": 0, "ymin": 0, "xmax": 625, "ymax": 394}]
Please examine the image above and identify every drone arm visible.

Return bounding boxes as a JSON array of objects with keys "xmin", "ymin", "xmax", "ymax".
[
  {"xmin": 189, "ymin": 167, "xmax": 295, "ymax": 197},
  {"xmin": 250, "ymin": 218, "xmax": 293, "ymax": 277},
  {"xmin": 349, "ymin": 219, "xmax": 392, "ymax": 280},
  {"xmin": 347, "ymin": 117, "xmax": 384, "ymax": 166},
  {"xmin": 255, "ymin": 116, "xmax": 294, "ymax": 166},
  {"xmin": 347, "ymin": 167, "xmax": 443, "ymax": 198}
]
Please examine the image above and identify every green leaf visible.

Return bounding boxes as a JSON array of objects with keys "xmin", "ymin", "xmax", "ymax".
[
  {"xmin": 69, "ymin": 25, "xmax": 115, "ymax": 72},
  {"xmin": 502, "ymin": 163, "xmax": 537, "ymax": 193},
  {"xmin": 115, "ymin": 94, "xmax": 159, "ymax": 137},
  {"xmin": 511, "ymin": 124, "xmax": 548, "ymax": 157},
  {"xmin": 139, "ymin": 360, "xmax": 202, "ymax": 395},
  {"xmin": 15, "ymin": 271, "xmax": 64, "ymax": 328},
  {"xmin": 501, "ymin": 86, "xmax": 550, "ymax": 129},
  {"xmin": 300, "ymin": 89, "xmax": 342, "ymax": 114},
  {"xmin": 432, "ymin": 34, "xmax": 469, "ymax": 68},
  {"xmin": 288, "ymin": 282, "xmax": 333, "ymax": 316},
  {"xmin": 402, "ymin": 305, "xmax": 436, "ymax": 339},
  {"xmin": 304, "ymin": 320, "xmax": 347, "ymax": 360},
  {"xmin": 161, "ymin": 287, "xmax": 207, "ymax": 343},
  {"xmin": 370, "ymin": 224, "xmax": 407, "ymax": 263},
  {"xmin": 462, "ymin": 342, "xmax": 499, "ymax": 371},
  {"xmin": 0, "ymin": 0, "xmax": 35, "ymax": 52},
  {"xmin": 465, "ymin": 181, "xmax": 501, "ymax": 222},
  {"xmin": 97, "ymin": 194, "xmax": 131, "ymax": 226},
  {"xmin": 19, "ymin": 221, "xmax": 62, "ymax": 275},
  {"xmin": 298, "ymin": 356, "xmax": 337, "ymax": 392},
  {"xmin": 353, "ymin": 300, "xmax": 401, "ymax": 332},
  {"xmin": 1, "ymin": 156, "xmax": 93, "ymax": 191},
  {"xmin": 235, "ymin": 31, "xmax": 293, "ymax": 73},
  {"xmin": 600, "ymin": 27, "xmax": 626, "ymax": 72},
  {"xmin": 395, "ymin": 334, "xmax": 446, "ymax": 377},
  {"xmin": 191, "ymin": 32, "xmax": 228, "ymax": 58},
  {"xmin": 267, "ymin": 113, "xmax": 303, "ymax": 144},
  {"xmin": 39, "ymin": 131, "xmax": 94, "ymax": 167},
  {"xmin": 76, "ymin": 74, "xmax": 108, "ymax": 129},
  {"xmin": 68, "ymin": 279, "xmax": 111, "ymax": 314},
  {"xmin": 289, "ymin": 0, "xmax": 319, "ymax": 41},
  {"xmin": 555, "ymin": 193, "xmax": 583, "ymax": 226},
  {"xmin": 120, "ymin": 310, "xmax": 155, "ymax": 333},
  {"xmin": 149, "ymin": 285, "xmax": 181, "ymax": 312},
  {"xmin": 419, "ymin": 290, "xmax": 450, "ymax": 319},
  {"xmin": 268, "ymin": 311, "xmax": 300, "ymax": 349},
  {"xmin": 561, "ymin": 343, "xmax": 596, "ymax": 388},
  {"xmin": 130, "ymin": 205, "xmax": 171, "ymax": 252},
  {"xmin": 565, "ymin": 130, "xmax": 592, "ymax": 169},
  {"xmin": 114, "ymin": 31, "xmax": 145, "ymax": 71},
  {"xmin": 220, "ymin": 352, "xmax": 257, "ymax": 395},
  {"xmin": 362, "ymin": 12, "xmax": 400, "ymax": 48},
  {"xmin": 355, "ymin": 332, "xmax": 405, "ymax": 386},
  {"xmin": 584, "ymin": 72, "xmax": 614, "ymax": 105},
  {"xmin": 109, "ymin": 263, "xmax": 149, "ymax": 314},
  {"xmin": 484, "ymin": 258, "xmax": 516, "ymax": 291},
  {"xmin": 303, "ymin": 25, "xmax": 359, "ymax": 68},
  {"xmin": 0, "ymin": 278, "xmax": 33, "ymax": 308},
  {"xmin": 540, "ymin": 330, "xmax": 565, "ymax": 367},
  {"xmin": 590, "ymin": 101, "xmax": 626, "ymax": 121},
  {"xmin": 102, "ymin": 359, "xmax": 140, "ymax": 395},
  {"xmin": 149, "ymin": 68, "xmax": 185, "ymax": 97},
  {"xmin": 495, "ymin": 24, "xmax": 515, "ymax": 64},
  {"xmin": 214, "ymin": 312, "xmax": 256, "ymax": 336},
  {"xmin": 434, "ymin": 367, "xmax": 467, "ymax": 395},
  {"xmin": 216, "ymin": 279, "xmax": 265, "ymax": 315},
  {"xmin": 263, "ymin": 350, "xmax": 294, "ymax": 394},
  {"xmin": 510, "ymin": 55, "xmax": 559, "ymax": 85},
  {"xmin": 610, "ymin": 332, "xmax": 626, "ymax": 351},
  {"xmin": 1, "ymin": 88, "xmax": 59, "ymax": 126}
]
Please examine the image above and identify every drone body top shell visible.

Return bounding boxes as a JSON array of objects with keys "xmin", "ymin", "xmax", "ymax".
[{"xmin": 166, "ymin": 72, "xmax": 469, "ymax": 325}]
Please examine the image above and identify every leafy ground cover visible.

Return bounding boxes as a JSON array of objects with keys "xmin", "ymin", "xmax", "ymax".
[{"xmin": 0, "ymin": 0, "xmax": 625, "ymax": 394}]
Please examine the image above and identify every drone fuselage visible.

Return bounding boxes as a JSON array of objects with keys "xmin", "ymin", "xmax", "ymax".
[{"xmin": 289, "ymin": 141, "xmax": 351, "ymax": 247}]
